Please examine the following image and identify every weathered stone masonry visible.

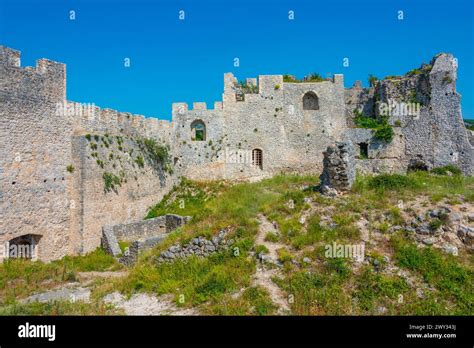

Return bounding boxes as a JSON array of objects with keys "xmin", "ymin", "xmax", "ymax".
[{"xmin": 1, "ymin": 45, "xmax": 472, "ymax": 261}]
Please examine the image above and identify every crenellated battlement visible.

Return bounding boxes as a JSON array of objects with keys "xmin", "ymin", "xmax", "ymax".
[
  {"xmin": 0, "ymin": 46, "xmax": 66, "ymax": 76},
  {"xmin": 0, "ymin": 46, "xmax": 66, "ymax": 102},
  {"xmin": 171, "ymin": 100, "xmax": 224, "ymax": 118}
]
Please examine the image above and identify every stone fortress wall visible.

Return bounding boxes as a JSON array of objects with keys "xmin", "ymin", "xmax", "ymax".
[
  {"xmin": 0, "ymin": 46, "xmax": 176, "ymax": 261},
  {"xmin": 172, "ymin": 72, "xmax": 346, "ymax": 180},
  {"xmin": 1, "ymin": 45, "xmax": 472, "ymax": 261},
  {"xmin": 343, "ymin": 53, "xmax": 473, "ymax": 175}
]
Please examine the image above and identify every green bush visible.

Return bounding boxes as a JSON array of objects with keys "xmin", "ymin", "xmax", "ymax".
[
  {"xmin": 255, "ymin": 245, "xmax": 269, "ymax": 255},
  {"xmin": 368, "ymin": 74, "xmax": 378, "ymax": 86},
  {"xmin": 367, "ymin": 174, "xmax": 418, "ymax": 191},
  {"xmin": 66, "ymin": 165, "xmax": 74, "ymax": 173},
  {"xmin": 373, "ymin": 124, "xmax": 394, "ymax": 142},
  {"xmin": 305, "ymin": 73, "xmax": 324, "ymax": 82},
  {"xmin": 407, "ymin": 68, "xmax": 423, "ymax": 76},
  {"xmin": 431, "ymin": 165, "xmax": 462, "ymax": 176},
  {"xmin": 237, "ymin": 81, "xmax": 259, "ymax": 94},
  {"xmin": 282, "ymin": 73, "xmax": 324, "ymax": 83},
  {"xmin": 264, "ymin": 232, "xmax": 279, "ymax": 243},
  {"xmin": 354, "ymin": 111, "xmax": 394, "ymax": 142}
]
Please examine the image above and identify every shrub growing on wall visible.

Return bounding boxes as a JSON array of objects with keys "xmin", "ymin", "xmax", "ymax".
[{"xmin": 354, "ymin": 110, "xmax": 394, "ymax": 143}]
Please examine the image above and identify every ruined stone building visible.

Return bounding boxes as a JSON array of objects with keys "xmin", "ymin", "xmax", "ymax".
[{"xmin": 1, "ymin": 45, "xmax": 472, "ymax": 261}]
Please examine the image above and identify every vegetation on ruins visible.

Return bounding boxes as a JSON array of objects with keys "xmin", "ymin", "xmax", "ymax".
[
  {"xmin": 406, "ymin": 64, "xmax": 432, "ymax": 77},
  {"xmin": 136, "ymin": 137, "xmax": 172, "ymax": 174},
  {"xmin": 236, "ymin": 81, "xmax": 259, "ymax": 94},
  {"xmin": 283, "ymin": 73, "xmax": 325, "ymax": 83},
  {"xmin": 353, "ymin": 109, "xmax": 394, "ymax": 142},
  {"xmin": 368, "ymin": 74, "xmax": 378, "ymax": 86},
  {"xmin": 103, "ymin": 172, "xmax": 122, "ymax": 193},
  {"xmin": 134, "ymin": 155, "xmax": 145, "ymax": 168}
]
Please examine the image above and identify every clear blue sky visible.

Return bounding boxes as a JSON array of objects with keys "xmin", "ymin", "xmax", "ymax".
[{"xmin": 1, "ymin": 0, "xmax": 473, "ymax": 120}]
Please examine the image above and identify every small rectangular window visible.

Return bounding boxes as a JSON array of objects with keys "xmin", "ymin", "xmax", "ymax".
[{"xmin": 358, "ymin": 143, "xmax": 368, "ymax": 159}]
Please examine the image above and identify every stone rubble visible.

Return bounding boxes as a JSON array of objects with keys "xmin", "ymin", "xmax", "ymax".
[
  {"xmin": 319, "ymin": 141, "xmax": 356, "ymax": 196},
  {"xmin": 156, "ymin": 228, "xmax": 233, "ymax": 263}
]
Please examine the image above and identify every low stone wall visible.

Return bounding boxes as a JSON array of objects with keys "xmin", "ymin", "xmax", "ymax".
[
  {"xmin": 157, "ymin": 228, "xmax": 232, "ymax": 263},
  {"xmin": 120, "ymin": 236, "xmax": 168, "ymax": 266},
  {"xmin": 101, "ymin": 214, "xmax": 190, "ymax": 264}
]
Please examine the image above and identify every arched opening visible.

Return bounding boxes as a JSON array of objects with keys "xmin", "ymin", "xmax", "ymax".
[
  {"xmin": 303, "ymin": 91, "xmax": 319, "ymax": 110},
  {"xmin": 8, "ymin": 234, "xmax": 42, "ymax": 259},
  {"xmin": 191, "ymin": 120, "xmax": 206, "ymax": 141},
  {"xmin": 252, "ymin": 148, "xmax": 263, "ymax": 170}
]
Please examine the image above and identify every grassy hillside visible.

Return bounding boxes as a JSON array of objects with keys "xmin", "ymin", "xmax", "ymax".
[{"xmin": 1, "ymin": 170, "xmax": 473, "ymax": 315}]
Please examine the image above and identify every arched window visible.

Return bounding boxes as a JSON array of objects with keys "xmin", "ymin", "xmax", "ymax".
[
  {"xmin": 303, "ymin": 91, "xmax": 319, "ymax": 110},
  {"xmin": 8, "ymin": 234, "xmax": 41, "ymax": 259},
  {"xmin": 191, "ymin": 120, "xmax": 206, "ymax": 141},
  {"xmin": 252, "ymin": 148, "xmax": 263, "ymax": 170}
]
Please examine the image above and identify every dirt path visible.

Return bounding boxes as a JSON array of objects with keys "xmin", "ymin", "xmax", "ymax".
[
  {"xmin": 253, "ymin": 214, "xmax": 291, "ymax": 315},
  {"xmin": 103, "ymin": 292, "xmax": 199, "ymax": 316}
]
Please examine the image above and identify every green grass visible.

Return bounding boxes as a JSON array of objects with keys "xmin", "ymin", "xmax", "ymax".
[
  {"xmin": 0, "ymin": 249, "xmax": 121, "ymax": 305},
  {"xmin": 117, "ymin": 251, "xmax": 255, "ymax": 307},
  {"xmin": 115, "ymin": 174, "xmax": 318, "ymax": 313},
  {"xmin": 275, "ymin": 264, "xmax": 352, "ymax": 315},
  {"xmin": 118, "ymin": 241, "xmax": 131, "ymax": 255},
  {"xmin": 255, "ymin": 245, "xmax": 269, "ymax": 254},
  {"xmin": 431, "ymin": 165, "xmax": 462, "ymax": 176},
  {"xmin": 264, "ymin": 232, "xmax": 279, "ymax": 243},
  {"xmin": 391, "ymin": 236, "xmax": 473, "ymax": 314},
  {"xmin": 139, "ymin": 172, "xmax": 473, "ymax": 314},
  {"xmin": 3, "ymin": 172, "xmax": 473, "ymax": 315},
  {"xmin": 352, "ymin": 171, "xmax": 473, "ymax": 202},
  {"xmin": 0, "ymin": 300, "xmax": 119, "ymax": 315},
  {"xmin": 367, "ymin": 174, "xmax": 419, "ymax": 191},
  {"xmin": 204, "ymin": 286, "xmax": 277, "ymax": 315},
  {"xmin": 355, "ymin": 266, "xmax": 408, "ymax": 313},
  {"xmin": 146, "ymin": 178, "xmax": 227, "ymax": 219}
]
